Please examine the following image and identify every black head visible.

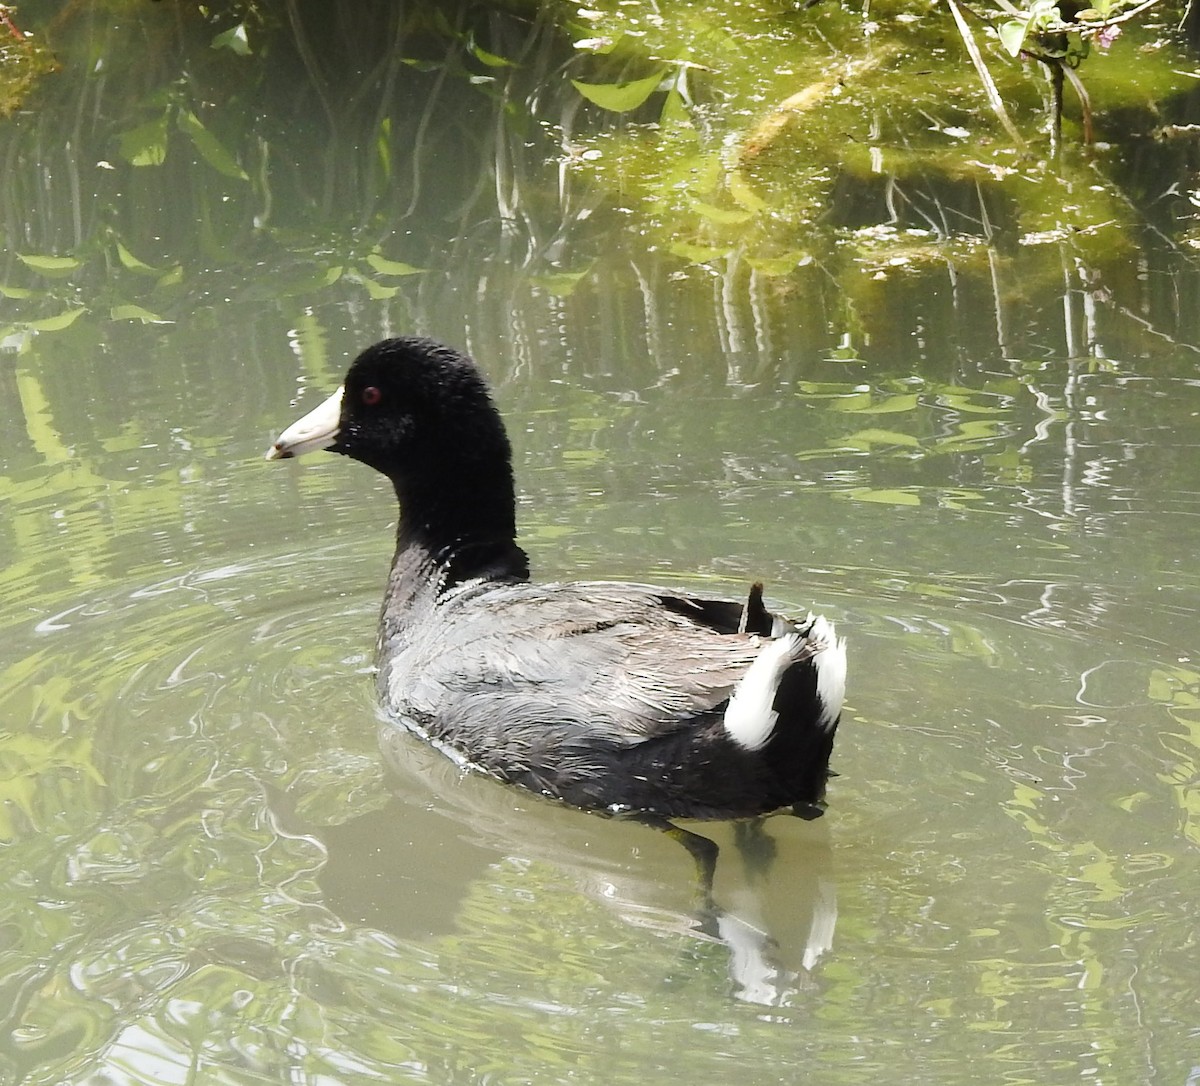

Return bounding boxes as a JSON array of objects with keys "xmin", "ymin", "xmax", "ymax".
[
  {"xmin": 267, "ymin": 337, "xmax": 521, "ymax": 557},
  {"xmin": 330, "ymin": 337, "xmax": 510, "ymax": 479}
]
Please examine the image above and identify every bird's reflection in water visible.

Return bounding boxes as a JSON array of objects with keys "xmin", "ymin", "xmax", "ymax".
[{"xmin": 304, "ymin": 724, "xmax": 837, "ymax": 1007}]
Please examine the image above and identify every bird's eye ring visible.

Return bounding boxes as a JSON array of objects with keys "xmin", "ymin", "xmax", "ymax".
[{"xmin": 362, "ymin": 386, "xmax": 383, "ymax": 406}]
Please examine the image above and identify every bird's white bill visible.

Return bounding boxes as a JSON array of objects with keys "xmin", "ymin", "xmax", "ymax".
[{"xmin": 265, "ymin": 386, "xmax": 344, "ymax": 460}]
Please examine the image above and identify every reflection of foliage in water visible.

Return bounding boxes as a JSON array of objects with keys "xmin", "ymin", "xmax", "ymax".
[
  {"xmin": 2, "ymin": 0, "xmax": 1200, "ymax": 361},
  {"xmin": 1148, "ymin": 662, "xmax": 1200, "ymax": 848},
  {"xmin": 0, "ymin": 7, "xmax": 56, "ymax": 117}
]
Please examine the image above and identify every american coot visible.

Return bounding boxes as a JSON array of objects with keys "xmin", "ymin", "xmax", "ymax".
[{"xmin": 266, "ymin": 337, "xmax": 847, "ymax": 826}]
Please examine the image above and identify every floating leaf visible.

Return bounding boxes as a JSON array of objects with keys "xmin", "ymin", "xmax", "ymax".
[
  {"xmin": 18, "ymin": 253, "xmax": 82, "ymax": 275},
  {"xmin": 156, "ymin": 265, "xmax": 184, "ymax": 289},
  {"xmin": 177, "ymin": 110, "xmax": 248, "ymax": 180},
  {"xmin": 934, "ymin": 419, "xmax": 1004, "ymax": 450},
  {"xmin": 795, "ymin": 380, "xmax": 871, "ymax": 398},
  {"xmin": 281, "ymin": 265, "xmax": 344, "ymax": 295},
  {"xmin": 27, "ymin": 307, "xmax": 87, "ymax": 331},
  {"xmin": 211, "ymin": 23, "xmax": 251, "ymax": 56},
  {"xmin": 571, "ymin": 71, "xmax": 665, "ymax": 112},
  {"xmin": 1149, "ymin": 665, "xmax": 1200, "ymax": 708},
  {"xmin": 563, "ymin": 448, "xmax": 607, "ymax": 466},
  {"xmin": 933, "ymin": 388, "xmax": 1008, "ymax": 414},
  {"xmin": 364, "ymin": 253, "xmax": 424, "ymax": 276},
  {"xmin": 746, "ymin": 251, "xmax": 811, "ymax": 276},
  {"xmin": 668, "ymin": 241, "xmax": 728, "ymax": 264},
  {"xmin": 844, "ymin": 428, "xmax": 922, "ymax": 448},
  {"xmin": 843, "ymin": 487, "xmax": 922, "ymax": 506},
  {"xmin": 832, "ymin": 392, "xmax": 920, "ymax": 414},
  {"xmin": 728, "ymin": 170, "xmax": 767, "ymax": 213},
  {"xmin": 469, "ymin": 35, "xmax": 515, "ymax": 68},
  {"xmin": 0, "ymin": 283, "xmax": 40, "ymax": 298},
  {"xmin": 116, "ymin": 241, "xmax": 162, "ymax": 276},
  {"xmin": 361, "ymin": 278, "xmax": 399, "ymax": 300},
  {"xmin": 948, "ymin": 622, "xmax": 998, "ymax": 659},
  {"xmin": 111, "ymin": 304, "xmax": 169, "ymax": 323},
  {"xmin": 936, "ymin": 487, "xmax": 986, "ymax": 510},
  {"xmin": 690, "ymin": 199, "xmax": 754, "ymax": 225},
  {"xmin": 118, "ymin": 113, "xmax": 169, "ymax": 167}
]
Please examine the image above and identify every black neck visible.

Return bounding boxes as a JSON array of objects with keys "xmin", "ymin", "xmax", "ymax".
[{"xmin": 391, "ymin": 468, "xmax": 529, "ymax": 590}]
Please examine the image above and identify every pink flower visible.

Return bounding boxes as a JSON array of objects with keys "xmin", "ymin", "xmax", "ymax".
[{"xmin": 1096, "ymin": 23, "xmax": 1122, "ymax": 51}]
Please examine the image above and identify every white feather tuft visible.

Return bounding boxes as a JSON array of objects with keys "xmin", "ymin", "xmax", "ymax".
[
  {"xmin": 808, "ymin": 615, "xmax": 847, "ymax": 731},
  {"xmin": 722, "ymin": 633, "xmax": 801, "ymax": 752}
]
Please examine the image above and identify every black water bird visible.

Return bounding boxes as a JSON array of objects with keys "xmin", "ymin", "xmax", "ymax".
[{"xmin": 266, "ymin": 337, "xmax": 847, "ymax": 853}]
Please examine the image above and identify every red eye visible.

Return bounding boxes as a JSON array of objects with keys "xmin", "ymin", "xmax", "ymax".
[{"xmin": 361, "ymin": 386, "xmax": 382, "ymax": 406}]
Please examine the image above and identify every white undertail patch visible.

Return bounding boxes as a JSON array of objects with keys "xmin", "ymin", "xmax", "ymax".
[
  {"xmin": 722, "ymin": 633, "xmax": 802, "ymax": 752},
  {"xmin": 809, "ymin": 615, "xmax": 848, "ymax": 731},
  {"xmin": 722, "ymin": 617, "xmax": 848, "ymax": 751}
]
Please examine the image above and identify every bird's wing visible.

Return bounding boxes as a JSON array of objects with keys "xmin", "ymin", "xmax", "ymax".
[{"xmin": 387, "ymin": 580, "xmax": 787, "ymax": 745}]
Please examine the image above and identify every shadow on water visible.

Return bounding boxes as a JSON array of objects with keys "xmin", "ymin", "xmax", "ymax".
[{"xmin": 290, "ymin": 724, "xmax": 840, "ymax": 1008}]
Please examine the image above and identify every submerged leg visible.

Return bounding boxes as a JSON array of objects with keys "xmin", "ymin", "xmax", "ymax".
[
  {"xmin": 626, "ymin": 813, "xmax": 719, "ymax": 918},
  {"xmin": 732, "ymin": 817, "xmax": 777, "ymax": 881}
]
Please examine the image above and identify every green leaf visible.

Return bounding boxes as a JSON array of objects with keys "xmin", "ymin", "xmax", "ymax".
[
  {"xmin": 690, "ymin": 199, "xmax": 754, "ymax": 225},
  {"xmin": 111, "ymin": 304, "xmax": 168, "ymax": 323},
  {"xmin": 668, "ymin": 241, "xmax": 728, "ymax": 264},
  {"xmin": 844, "ymin": 428, "xmax": 922, "ymax": 448},
  {"xmin": 728, "ymin": 170, "xmax": 767, "ymax": 213},
  {"xmin": 659, "ymin": 87, "xmax": 694, "ymax": 131},
  {"xmin": 116, "ymin": 241, "xmax": 162, "ymax": 276},
  {"xmin": 361, "ymin": 278, "xmax": 399, "ymax": 300},
  {"xmin": 0, "ymin": 283, "xmax": 40, "ymax": 298},
  {"xmin": 118, "ymin": 113, "xmax": 169, "ymax": 167},
  {"xmin": 843, "ymin": 487, "xmax": 922, "ymax": 506},
  {"xmin": 364, "ymin": 253, "xmax": 424, "ymax": 276},
  {"xmin": 931, "ymin": 418, "xmax": 1003, "ymax": 449},
  {"xmin": 177, "ymin": 110, "xmax": 248, "ymax": 181},
  {"xmin": 211, "ymin": 23, "xmax": 251, "ymax": 56},
  {"xmin": 745, "ymin": 251, "xmax": 811, "ymax": 276},
  {"xmin": 27, "ymin": 307, "xmax": 87, "ymax": 331},
  {"xmin": 469, "ymin": 35, "xmax": 515, "ymax": 68},
  {"xmin": 17, "ymin": 253, "xmax": 82, "ymax": 277},
  {"xmin": 832, "ymin": 392, "xmax": 920, "ymax": 414},
  {"xmin": 998, "ymin": 18, "xmax": 1031, "ymax": 56},
  {"xmin": 1149, "ymin": 665, "xmax": 1200, "ymax": 706},
  {"xmin": 281, "ymin": 265, "xmax": 344, "ymax": 295},
  {"xmin": 571, "ymin": 71, "xmax": 665, "ymax": 112},
  {"xmin": 156, "ymin": 265, "xmax": 184, "ymax": 289}
]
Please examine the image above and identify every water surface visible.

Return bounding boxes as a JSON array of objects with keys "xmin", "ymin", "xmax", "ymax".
[{"xmin": 2, "ymin": 4, "xmax": 1200, "ymax": 1084}]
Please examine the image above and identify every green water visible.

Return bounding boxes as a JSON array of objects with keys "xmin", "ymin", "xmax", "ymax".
[{"xmin": 2, "ymin": 3, "xmax": 1200, "ymax": 1084}]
